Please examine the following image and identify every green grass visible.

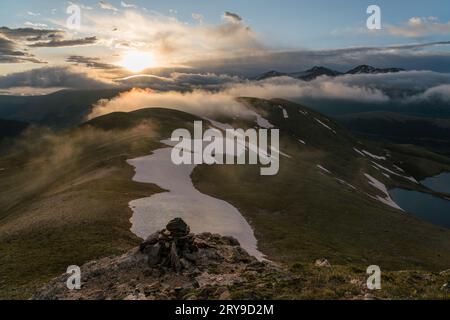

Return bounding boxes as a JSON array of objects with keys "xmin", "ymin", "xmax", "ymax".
[
  {"xmin": 0, "ymin": 108, "xmax": 200, "ymax": 299},
  {"xmin": 1, "ymin": 100, "xmax": 450, "ymax": 299},
  {"xmin": 192, "ymin": 98, "xmax": 450, "ymax": 271},
  {"xmin": 229, "ymin": 263, "xmax": 450, "ymax": 300}
]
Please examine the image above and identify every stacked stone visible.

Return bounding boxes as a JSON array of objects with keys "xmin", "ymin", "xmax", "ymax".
[{"xmin": 140, "ymin": 218, "xmax": 198, "ymax": 272}]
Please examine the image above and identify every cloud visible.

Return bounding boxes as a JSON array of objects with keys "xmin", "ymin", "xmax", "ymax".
[
  {"xmin": 0, "ymin": 27, "xmax": 97, "ymax": 48},
  {"xmin": 171, "ymin": 72, "xmax": 242, "ymax": 85},
  {"xmin": 27, "ymin": 11, "xmax": 41, "ymax": 17},
  {"xmin": 121, "ymin": 1, "xmax": 137, "ymax": 8},
  {"xmin": 76, "ymin": 10, "xmax": 262, "ymax": 65},
  {"xmin": 0, "ymin": 36, "xmax": 26, "ymax": 56},
  {"xmin": 223, "ymin": 12, "xmax": 242, "ymax": 23},
  {"xmin": 224, "ymin": 77, "xmax": 390, "ymax": 103},
  {"xmin": 0, "ymin": 27, "xmax": 100, "ymax": 63},
  {"xmin": 187, "ymin": 41, "xmax": 450, "ymax": 75},
  {"xmin": 333, "ymin": 70, "xmax": 450, "ymax": 93},
  {"xmin": 192, "ymin": 13, "xmax": 204, "ymax": 24},
  {"xmin": 99, "ymin": 1, "xmax": 119, "ymax": 11},
  {"xmin": 389, "ymin": 17, "xmax": 450, "ymax": 37},
  {"xmin": 0, "ymin": 35, "xmax": 44, "ymax": 63},
  {"xmin": 115, "ymin": 72, "xmax": 242, "ymax": 91},
  {"xmin": 66, "ymin": 55, "xmax": 120, "ymax": 70},
  {"xmin": 86, "ymin": 67, "xmax": 450, "ymax": 121},
  {"xmin": 29, "ymin": 36, "xmax": 98, "ymax": 47},
  {"xmin": 88, "ymin": 74, "xmax": 396, "ymax": 119},
  {"xmin": 88, "ymin": 87, "xmax": 249, "ymax": 120},
  {"xmin": 0, "ymin": 27, "xmax": 64, "ymax": 41},
  {"xmin": 67, "ymin": 1, "xmax": 93, "ymax": 10},
  {"xmin": 0, "ymin": 66, "xmax": 113, "ymax": 89},
  {"xmin": 24, "ymin": 22, "xmax": 49, "ymax": 28},
  {"xmin": 409, "ymin": 84, "xmax": 450, "ymax": 102}
]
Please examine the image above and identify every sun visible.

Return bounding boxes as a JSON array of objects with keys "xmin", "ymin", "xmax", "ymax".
[{"xmin": 119, "ymin": 50, "xmax": 157, "ymax": 73}]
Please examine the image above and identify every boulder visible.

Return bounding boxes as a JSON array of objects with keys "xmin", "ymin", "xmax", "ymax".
[
  {"xmin": 166, "ymin": 218, "xmax": 190, "ymax": 237},
  {"xmin": 314, "ymin": 258, "xmax": 331, "ymax": 268}
]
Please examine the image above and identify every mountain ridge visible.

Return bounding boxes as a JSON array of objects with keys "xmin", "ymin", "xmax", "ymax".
[{"xmin": 256, "ymin": 64, "xmax": 405, "ymax": 81}]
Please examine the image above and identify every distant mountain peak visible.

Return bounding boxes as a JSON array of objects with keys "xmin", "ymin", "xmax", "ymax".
[
  {"xmin": 256, "ymin": 65, "xmax": 405, "ymax": 81},
  {"xmin": 307, "ymin": 66, "xmax": 334, "ymax": 72},
  {"xmin": 346, "ymin": 65, "xmax": 405, "ymax": 75},
  {"xmin": 303, "ymin": 66, "xmax": 342, "ymax": 78},
  {"xmin": 255, "ymin": 70, "xmax": 287, "ymax": 80}
]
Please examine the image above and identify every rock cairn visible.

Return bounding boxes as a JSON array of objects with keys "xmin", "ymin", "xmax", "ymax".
[{"xmin": 140, "ymin": 218, "xmax": 199, "ymax": 272}]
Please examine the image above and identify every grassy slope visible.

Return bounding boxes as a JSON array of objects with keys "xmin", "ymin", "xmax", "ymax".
[
  {"xmin": 1, "ymin": 102, "xmax": 450, "ymax": 299},
  {"xmin": 192, "ymin": 98, "xmax": 450, "ymax": 272},
  {"xmin": 228, "ymin": 263, "xmax": 450, "ymax": 300},
  {"xmin": 0, "ymin": 108, "xmax": 198, "ymax": 299},
  {"xmin": 335, "ymin": 112, "xmax": 450, "ymax": 155},
  {"xmin": 0, "ymin": 89, "xmax": 122, "ymax": 128}
]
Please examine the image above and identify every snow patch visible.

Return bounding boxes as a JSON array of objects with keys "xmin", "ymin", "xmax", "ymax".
[
  {"xmin": 335, "ymin": 178, "xmax": 357, "ymax": 190},
  {"xmin": 127, "ymin": 143, "xmax": 265, "ymax": 260},
  {"xmin": 278, "ymin": 105, "xmax": 289, "ymax": 119},
  {"xmin": 362, "ymin": 150, "xmax": 387, "ymax": 161},
  {"xmin": 298, "ymin": 109, "xmax": 308, "ymax": 115},
  {"xmin": 371, "ymin": 161, "xmax": 418, "ymax": 184},
  {"xmin": 317, "ymin": 165, "xmax": 331, "ymax": 174},
  {"xmin": 204, "ymin": 117, "xmax": 233, "ymax": 131},
  {"xmin": 364, "ymin": 173, "xmax": 403, "ymax": 210},
  {"xmin": 354, "ymin": 148, "xmax": 365, "ymax": 157},
  {"xmin": 314, "ymin": 118, "xmax": 336, "ymax": 134},
  {"xmin": 204, "ymin": 118, "xmax": 291, "ymax": 160}
]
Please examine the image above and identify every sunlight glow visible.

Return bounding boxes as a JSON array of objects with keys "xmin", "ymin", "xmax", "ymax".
[{"xmin": 119, "ymin": 50, "xmax": 157, "ymax": 73}]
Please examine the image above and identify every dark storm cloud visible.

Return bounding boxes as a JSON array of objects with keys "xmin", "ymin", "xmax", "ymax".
[
  {"xmin": 29, "ymin": 36, "xmax": 98, "ymax": 48},
  {"xmin": 0, "ymin": 37, "xmax": 25, "ymax": 56},
  {"xmin": 0, "ymin": 26, "xmax": 64, "ymax": 41},
  {"xmin": 0, "ymin": 26, "xmax": 85, "ymax": 64},
  {"xmin": 223, "ymin": 11, "xmax": 242, "ymax": 22},
  {"xmin": 0, "ymin": 67, "xmax": 112, "ymax": 89},
  {"xmin": 66, "ymin": 55, "xmax": 119, "ymax": 69},
  {"xmin": 187, "ymin": 41, "xmax": 450, "ymax": 76},
  {"xmin": 0, "ymin": 35, "xmax": 45, "ymax": 63},
  {"xmin": 0, "ymin": 27, "xmax": 98, "ymax": 64}
]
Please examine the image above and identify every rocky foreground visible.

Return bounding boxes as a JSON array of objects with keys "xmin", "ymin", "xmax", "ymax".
[
  {"xmin": 33, "ymin": 218, "xmax": 284, "ymax": 300},
  {"xmin": 33, "ymin": 218, "xmax": 450, "ymax": 300}
]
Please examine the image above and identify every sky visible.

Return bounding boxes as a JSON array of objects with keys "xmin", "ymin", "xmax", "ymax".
[
  {"xmin": 1, "ymin": 0, "xmax": 450, "ymax": 47},
  {"xmin": 0, "ymin": 0, "xmax": 450, "ymax": 94}
]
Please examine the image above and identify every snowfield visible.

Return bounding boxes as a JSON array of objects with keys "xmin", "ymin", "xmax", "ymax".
[{"xmin": 127, "ymin": 144, "xmax": 265, "ymax": 260}]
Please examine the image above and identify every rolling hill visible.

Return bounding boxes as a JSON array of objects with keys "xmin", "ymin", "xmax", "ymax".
[
  {"xmin": 336, "ymin": 112, "xmax": 450, "ymax": 155},
  {"xmin": 1, "ymin": 98, "xmax": 450, "ymax": 299},
  {"xmin": 0, "ymin": 89, "xmax": 122, "ymax": 128}
]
